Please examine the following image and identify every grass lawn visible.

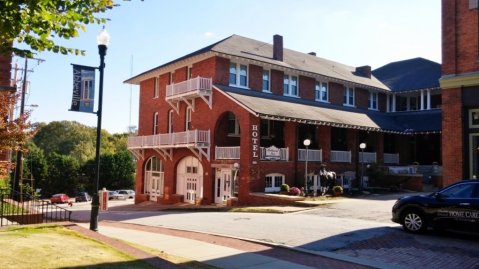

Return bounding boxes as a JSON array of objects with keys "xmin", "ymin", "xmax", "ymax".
[{"xmin": 0, "ymin": 224, "xmax": 155, "ymax": 269}]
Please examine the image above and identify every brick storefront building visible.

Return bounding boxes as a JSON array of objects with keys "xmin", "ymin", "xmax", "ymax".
[
  {"xmin": 126, "ymin": 33, "xmax": 442, "ymax": 205},
  {"xmin": 441, "ymin": 0, "xmax": 479, "ymax": 185}
]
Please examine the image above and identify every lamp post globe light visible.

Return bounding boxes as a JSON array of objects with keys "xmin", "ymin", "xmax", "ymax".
[
  {"xmin": 359, "ymin": 142, "xmax": 366, "ymax": 191},
  {"xmin": 303, "ymin": 139, "xmax": 311, "ymax": 196},
  {"xmin": 90, "ymin": 28, "xmax": 110, "ymax": 232}
]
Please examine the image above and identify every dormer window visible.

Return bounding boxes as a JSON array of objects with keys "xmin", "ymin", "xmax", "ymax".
[
  {"xmin": 283, "ymin": 74, "xmax": 298, "ymax": 97},
  {"xmin": 315, "ymin": 81, "xmax": 328, "ymax": 102},
  {"xmin": 229, "ymin": 62, "xmax": 248, "ymax": 88},
  {"xmin": 368, "ymin": 91, "xmax": 378, "ymax": 110},
  {"xmin": 343, "ymin": 87, "xmax": 355, "ymax": 106}
]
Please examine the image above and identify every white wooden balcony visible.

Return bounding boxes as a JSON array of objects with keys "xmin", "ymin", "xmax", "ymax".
[
  {"xmin": 298, "ymin": 149, "xmax": 322, "ymax": 162},
  {"xmin": 260, "ymin": 146, "xmax": 289, "ymax": 161},
  {"xmin": 166, "ymin": 76, "xmax": 212, "ymax": 113},
  {"xmin": 128, "ymin": 129, "xmax": 210, "ymax": 161},
  {"xmin": 359, "ymin": 152, "xmax": 377, "ymax": 163},
  {"xmin": 215, "ymin": 146, "xmax": 240, "ymax": 160},
  {"xmin": 331, "ymin": 150, "xmax": 351, "ymax": 163},
  {"xmin": 384, "ymin": 153, "xmax": 400, "ymax": 164}
]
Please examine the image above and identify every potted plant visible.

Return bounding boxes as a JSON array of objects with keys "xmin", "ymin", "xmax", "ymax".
[
  {"xmin": 332, "ymin": 185, "xmax": 343, "ymax": 196},
  {"xmin": 280, "ymin": 184, "xmax": 290, "ymax": 194}
]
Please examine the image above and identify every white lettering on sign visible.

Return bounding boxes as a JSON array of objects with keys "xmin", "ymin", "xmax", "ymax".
[{"xmin": 252, "ymin": 124, "xmax": 259, "ymax": 159}]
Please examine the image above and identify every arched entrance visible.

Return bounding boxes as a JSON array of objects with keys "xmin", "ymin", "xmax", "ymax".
[
  {"xmin": 144, "ymin": 156, "xmax": 164, "ymax": 201},
  {"xmin": 177, "ymin": 156, "xmax": 203, "ymax": 204}
]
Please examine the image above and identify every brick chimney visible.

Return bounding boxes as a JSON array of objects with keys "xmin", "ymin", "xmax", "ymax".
[
  {"xmin": 273, "ymin": 34, "xmax": 283, "ymax": 61},
  {"xmin": 355, "ymin": 65, "xmax": 372, "ymax": 78},
  {"xmin": 308, "ymin": 52, "xmax": 317, "ymax": 56}
]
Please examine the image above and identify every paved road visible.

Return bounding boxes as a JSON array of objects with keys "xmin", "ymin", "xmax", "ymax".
[{"xmin": 70, "ymin": 194, "xmax": 479, "ymax": 269}]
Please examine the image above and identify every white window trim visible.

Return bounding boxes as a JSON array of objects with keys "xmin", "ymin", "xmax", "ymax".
[
  {"xmin": 154, "ymin": 77, "xmax": 159, "ymax": 98},
  {"xmin": 469, "ymin": 109, "xmax": 479, "ymax": 128},
  {"xmin": 343, "ymin": 86, "xmax": 355, "ymax": 107},
  {"xmin": 368, "ymin": 91, "xmax": 379, "ymax": 110},
  {"xmin": 153, "ymin": 112, "xmax": 159, "ymax": 135},
  {"xmin": 262, "ymin": 69, "xmax": 271, "ymax": 93},
  {"xmin": 315, "ymin": 81, "xmax": 329, "ymax": 103},
  {"xmin": 168, "ymin": 110, "xmax": 174, "ymax": 133},
  {"xmin": 185, "ymin": 107, "xmax": 192, "ymax": 130},
  {"xmin": 283, "ymin": 74, "xmax": 299, "ymax": 97},
  {"xmin": 264, "ymin": 173, "xmax": 285, "ymax": 193},
  {"xmin": 170, "ymin": 72, "xmax": 175, "ymax": 84},
  {"xmin": 229, "ymin": 62, "xmax": 249, "ymax": 89},
  {"xmin": 188, "ymin": 66, "xmax": 193, "ymax": 79}
]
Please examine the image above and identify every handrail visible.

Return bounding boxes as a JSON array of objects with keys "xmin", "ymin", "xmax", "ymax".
[
  {"xmin": 128, "ymin": 130, "xmax": 210, "ymax": 149},
  {"xmin": 166, "ymin": 77, "xmax": 212, "ymax": 98}
]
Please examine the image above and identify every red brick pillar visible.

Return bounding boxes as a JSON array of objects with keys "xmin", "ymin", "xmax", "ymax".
[
  {"xmin": 318, "ymin": 125, "xmax": 331, "ymax": 163},
  {"xmin": 441, "ymin": 88, "xmax": 463, "ymax": 187}
]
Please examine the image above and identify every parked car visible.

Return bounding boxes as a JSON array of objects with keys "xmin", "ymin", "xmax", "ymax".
[
  {"xmin": 392, "ymin": 180, "xmax": 479, "ymax": 233},
  {"xmin": 108, "ymin": 191, "xmax": 127, "ymax": 200},
  {"xmin": 50, "ymin": 193, "xmax": 70, "ymax": 204},
  {"xmin": 117, "ymin": 189, "xmax": 135, "ymax": 199},
  {"xmin": 75, "ymin": 192, "xmax": 91, "ymax": 202}
]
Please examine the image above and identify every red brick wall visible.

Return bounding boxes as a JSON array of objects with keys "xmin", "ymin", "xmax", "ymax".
[
  {"xmin": 329, "ymin": 82, "xmax": 343, "ymax": 105},
  {"xmin": 299, "ymin": 75, "xmax": 315, "ymax": 100},
  {"xmin": 441, "ymin": 88, "xmax": 463, "ymax": 186},
  {"xmin": 270, "ymin": 69, "xmax": 284, "ymax": 96},
  {"xmin": 248, "ymin": 64, "xmax": 262, "ymax": 91},
  {"xmin": 175, "ymin": 66, "xmax": 188, "ymax": 82},
  {"xmin": 355, "ymin": 88, "xmax": 368, "ymax": 110},
  {"xmin": 442, "ymin": 0, "xmax": 479, "ymax": 75}
]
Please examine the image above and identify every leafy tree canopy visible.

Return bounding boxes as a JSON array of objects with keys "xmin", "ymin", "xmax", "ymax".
[{"xmin": 0, "ymin": 0, "xmax": 116, "ymax": 57}]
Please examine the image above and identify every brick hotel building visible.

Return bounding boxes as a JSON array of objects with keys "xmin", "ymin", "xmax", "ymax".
[{"xmin": 125, "ymin": 33, "xmax": 442, "ymax": 205}]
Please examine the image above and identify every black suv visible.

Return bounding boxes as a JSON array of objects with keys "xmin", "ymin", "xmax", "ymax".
[{"xmin": 392, "ymin": 180, "xmax": 479, "ymax": 233}]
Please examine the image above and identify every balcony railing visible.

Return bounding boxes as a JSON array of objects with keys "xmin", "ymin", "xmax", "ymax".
[
  {"xmin": 128, "ymin": 130, "xmax": 210, "ymax": 149},
  {"xmin": 166, "ymin": 77, "xmax": 212, "ymax": 98},
  {"xmin": 260, "ymin": 147, "xmax": 289, "ymax": 161},
  {"xmin": 384, "ymin": 153, "xmax": 400, "ymax": 164},
  {"xmin": 331, "ymin": 150, "xmax": 351, "ymax": 163},
  {"xmin": 215, "ymin": 146, "xmax": 240, "ymax": 160},
  {"xmin": 359, "ymin": 152, "xmax": 377, "ymax": 163},
  {"xmin": 298, "ymin": 149, "xmax": 322, "ymax": 162}
]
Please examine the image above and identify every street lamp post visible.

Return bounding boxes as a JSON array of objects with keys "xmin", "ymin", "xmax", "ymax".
[
  {"xmin": 303, "ymin": 139, "xmax": 311, "ymax": 196},
  {"xmin": 359, "ymin": 142, "xmax": 366, "ymax": 191},
  {"xmin": 90, "ymin": 28, "xmax": 110, "ymax": 232}
]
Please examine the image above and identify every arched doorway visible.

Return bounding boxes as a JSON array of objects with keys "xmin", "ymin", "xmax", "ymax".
[
  {"xmin": 177, "ymin": 156, "xmax": 203, "ymax": 204},
  {"xmin": 144, "ymin": 156, "xmax": 164, "ymax": 201}
]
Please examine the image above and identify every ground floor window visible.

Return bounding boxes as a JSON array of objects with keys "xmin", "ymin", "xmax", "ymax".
[{"xmin": 264, "ymin": 173, "xmax": 285, "ymax": 192}]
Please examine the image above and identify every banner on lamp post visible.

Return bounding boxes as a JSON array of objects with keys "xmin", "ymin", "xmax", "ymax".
[{"xmin": 70, "ymin": 64, "xmax": 96, "ymax": 113}]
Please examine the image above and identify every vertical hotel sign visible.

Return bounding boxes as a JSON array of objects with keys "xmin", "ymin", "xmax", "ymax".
[
  {"xmin": 71, "ymin": 64, "xmax": 96, "ymax": 113},
  {"xmin": 251, "ymin": 124, "xmax": 259, "ymax": 162}
]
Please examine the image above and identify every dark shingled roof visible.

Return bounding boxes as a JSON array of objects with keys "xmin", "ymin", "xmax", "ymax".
[{"xmin": 372, "ymin": 57, "xmax": 441, "ymax": 92}]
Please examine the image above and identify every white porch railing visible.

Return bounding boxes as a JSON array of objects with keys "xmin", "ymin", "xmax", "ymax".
[
  {"xmin": 215, "ymin": 146, "xmax": 240, "ymax": 159},
  {"xmin": 330, "ymin": 150, "xmax": 351, "ymax": 163},
  {"xmin": 384, "ymin": 153, "xmax": 400, "ymax": 164},
  {"xmin": 298, "ymin": 149, "xmax": 322, "ymax": 162},
  {"xmin": 359, "ymin": 152, "xmax": 377, "ymax": 163},
  {"xmin": 128, "ymin": 130, "xmax": 210, "ymax": 149},
  {"xmin": 166, "ymin": 77, "xmax": 212, "ymax": 98},
  {"xmin": 260, "ymin": 147, "xmax": 289, "ymax": 161}
]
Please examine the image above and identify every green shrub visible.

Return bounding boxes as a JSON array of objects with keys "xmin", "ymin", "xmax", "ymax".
[
  {"xmin": 280, "ymin": 184, "xmax": 290, "ymax": 193},
  {"xmin": 333, "ymin": 185, "xmax": 343, "ymax": 195}
]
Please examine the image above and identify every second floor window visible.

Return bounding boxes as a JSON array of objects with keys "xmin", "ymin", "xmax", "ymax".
[
  {"xmin": 185, "ymin": 107, "xmax": 192, "ymax": 130},
  {"xmin": 153, "ymin": 112, "xmax": 159, "ymax": 135},
  {"xmin": 154, "ymin": 77, "xmax": 159, "ymax": 98},
  {"xmin": 369, "ymin": 91, "xmax": 378, "ymax": 110},
  {"xmin": 315, "ymin": 81, "xmax": 328, "ymax": 102},
  {"xmin": 229, "ymin": 62, "xmax": 248, "ymax": 87},
  {"xmin": 167, "ymin": 110, "xmax": 173, "ymax": 133},
  {"xmin": 343, "ymin": 87, "xmax": 355, "ymax": 106},
  {"xmin": 262, "ymin": 70, "xmax": 270, "ymax": 92},
  {"xmin": 283, "ymin": 75, "xmax": 298, "ymax": 96}
]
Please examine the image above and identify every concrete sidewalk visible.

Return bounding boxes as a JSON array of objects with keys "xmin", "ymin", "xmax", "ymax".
[{"xmin": 78, "ymin": 223, "xmax": 314, "ymax": 269}]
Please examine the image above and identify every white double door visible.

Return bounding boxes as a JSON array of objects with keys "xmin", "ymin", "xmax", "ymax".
[
  {"xmin": 177, "ymin": 156, "xmax": 203, "ymax": 204},
  {"xmin": 215, "ymin": 169, "xmax": 233, "ymax": 204}
]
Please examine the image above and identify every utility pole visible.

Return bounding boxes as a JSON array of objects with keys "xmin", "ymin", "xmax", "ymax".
[{"xmin": 12, "ymin": 56, "xmax": 43, "ymax": 199}]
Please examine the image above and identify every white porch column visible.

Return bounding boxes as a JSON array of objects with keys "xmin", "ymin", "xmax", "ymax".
[
  {"xmin": 392, "ymin": 94, "xmax": 396, "ymax": 112},
  {"xmin": 386, "ymin": 94, "xmax": 390, "ymax": 112},
  {"xmin": 420, "ymin": 90, "xmax": 425, "ymax": 110}
]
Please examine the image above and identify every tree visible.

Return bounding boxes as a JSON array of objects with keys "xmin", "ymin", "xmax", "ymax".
[
  {"xmin": 41, "ymin": 153, "xmax": 79, "ymax": 197},
  {"xmin": 0, "ymin": 0, "xmax": 116, "ymax": 57},
  {"xmin": 0, "ymin": 91, "xmax": 34, "ymax": 177}
]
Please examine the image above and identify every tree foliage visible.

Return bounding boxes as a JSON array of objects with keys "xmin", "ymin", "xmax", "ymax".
[{"xmin": 0, "ymin": 0, "xmax": 116, "ymax": 57}]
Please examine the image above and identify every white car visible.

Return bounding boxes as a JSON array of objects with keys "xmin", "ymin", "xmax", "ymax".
[
  {"xmin": 117, "ymin": 189, "xmax": 135, "ymax": 199},
  {"xmin": 108, "ymin": 191, "xmax": 127, "ymax": 200}
]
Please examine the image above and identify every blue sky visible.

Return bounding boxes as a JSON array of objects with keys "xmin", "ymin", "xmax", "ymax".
[{"xmin": 16, "ymin": 0, "xmax": 441, "ymax": 134}]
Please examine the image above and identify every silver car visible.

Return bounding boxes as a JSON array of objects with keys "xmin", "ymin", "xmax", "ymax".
[{"xmin": 117, "ymin": 189, "xmax": 135, "ymax": 199}]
